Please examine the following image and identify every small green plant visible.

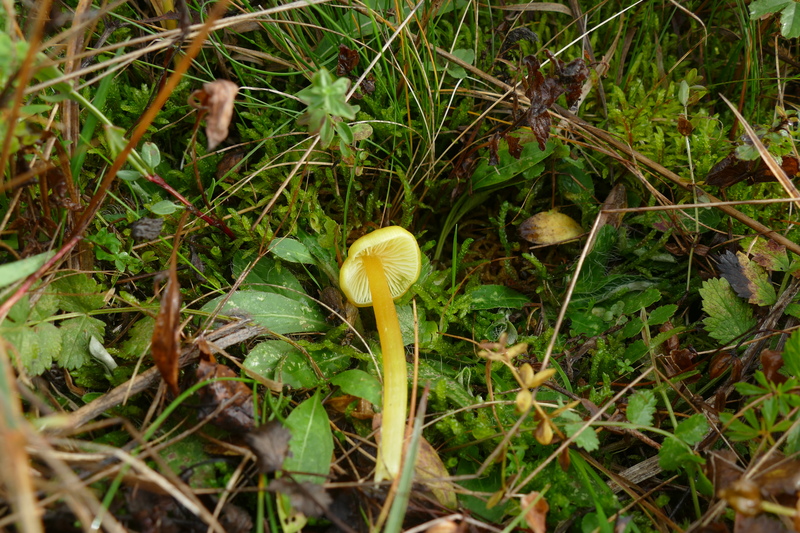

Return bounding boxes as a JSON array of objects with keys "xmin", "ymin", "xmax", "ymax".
[{"xmin": 295, "ymin": 68, "xmax": 360, "ymax": 153}]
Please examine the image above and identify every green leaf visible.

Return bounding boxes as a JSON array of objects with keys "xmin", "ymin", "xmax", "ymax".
[
  {"xmin": 283, "ymin": 392, "xmax": 333, "ymax": 483},
  {"xmin": 58, "ymin": 315, "xmax": 105, "ymax": 369},
  {"xmin": 647, "ymin": 304, "xmax": 677, "ymax": 325},
  {"xmin": 329, "ymin": 369, "xmax": 382, "ymax": 407},
  {"xmin": 203, "ymin": 291, "xmax": 327, "ymax": 334},
  {"xmin": 268, "ymin": 238, "xmax": 315, "ymax": 264},
  {"xmin": 780, "ymin": 1, "xmax": 800, "ymax": 38},
  {"xmin": 458, "ymin": 285, "xmax": 530, "ymax": 310},
  {"xmin": 140, "ymin": 142, "xmax": 161, "ymax": 171},
  {"xmin": 51, "ymin": 274, "xmax": 105, "ymax": 313},
  {"xmin": 0, "ymin": 251, "xmax": 54, "ymax": 289},
  {"xmin": 699, "ymin": 277, "xmax": 756, "ymax": 343},
  {"xmin": 446, "ymin": 48, "xmax": 474, "ymax": 79},
  {"xmin": 150, "ymin": 200, "xmax": 180, "ymax": 216},
  {"xmin": 232, "ymin": 252, "xmax": 305, "ymax": 298},
  {"xmin": 120, "ymin": 316, "xmax": 155, "ymax": 359},
  {"xmin": 658, "ymin": 437, "xmax": 703, "ymax": 471},
  {"xmin": 746, "ymin": 237, "xmax": 793, "ymax": 273},
  {"xmin": 1, "ymin": 321, "xmax": 61, "ymax": 375},
  {"xmin": 244, "ymin": 341, "xmax": 322, "ymax": 389},
  {"xmin": 471, "ymin": 140, "xmax": 553, "ymax": 191},
  {"xmin": 622, "ymin": 287, "xmax": 662, "ymax": 314},
  {"xmin": 560, "ymin": 411, "xmax": 599, "ymax": 451},
  {"xmin": 749, "ymin": 0, "xmax": 792, "ymax": 18},
  {"xmin": 783, "ymin": 329, "xmax": 800, "ymax": 380},
  {"xmin": 627, "ymin": 390, "xmax": 656, "ymax": 426},
  {"xmin": 675, "ymin": 413, "xmax": 709, "ymax": 446}
]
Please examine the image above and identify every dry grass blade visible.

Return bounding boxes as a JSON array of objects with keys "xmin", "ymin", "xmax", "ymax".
[{"xmin": 0, "ymin": 343, "xmax": 42, "ymax": 533}]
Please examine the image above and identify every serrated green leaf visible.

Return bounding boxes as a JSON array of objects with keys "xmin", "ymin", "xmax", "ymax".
[
  {"xmin": 1, "ymin": 321, "xmax": 60, "ymax": 375},
  {"xmin": 747, "ymin": 237, "xmax": 793, "ymax": 272},
  {"xmin": 329, "ymin": 369, "xmax": 382, "ymax": 407},
  {"xmin": 627, "ymin": 390, "xmax": 656, "ymax": 426},
  {"xmin": 58, "ymin": 315, "xmax": 105, "ymax": 369},
  {"xmin": 202, "ymin": 291, "xmax": 327, "ymax": 334},
  {"xmin": 675, "ymin": 414, "xmax": 709, "ymax": 446},
  {"xmin": 622, "ymin": 316, "xmax": 644, "ymax": 338},
  {"xmin": 51, "ymin": 274, "xmax": 105, "ymax": 313},
  {"xmin": 783, "ymin": 329, "xmax": 800, "ymax": 379},
  {"xmin": 647, "ymin": 304, "xmax": 677, "ymax": 325},
  {"xmin": 560, "ymin": 411, "xmax": 599, "ymax": 451},
  {"xmin": 699, "ymin": 277, "xmax": 756, "ymax": 343},
  {"xmin": 622, "ymin": 287, "xmax": 662, "ymax": 314},
  {"xmin": 120, "ymin": 316, "xmax": 155, "ymax": 359},
  {"xmin": 283, "ymin": 392, "xmax": 333, "ymax": 483}
]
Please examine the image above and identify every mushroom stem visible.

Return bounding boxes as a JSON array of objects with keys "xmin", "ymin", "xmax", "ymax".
[{"xmin": 362, "ymin": 253, "xmax": 407, "ymax": 481}]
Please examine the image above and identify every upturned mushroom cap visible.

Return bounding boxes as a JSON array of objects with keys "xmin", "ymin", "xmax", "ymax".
[{"xmin": 339, "ymin": 226, "xmax": 422, "ymax": 307}]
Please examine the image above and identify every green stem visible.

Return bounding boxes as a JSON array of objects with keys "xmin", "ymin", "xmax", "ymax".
[{"xmin": 363, "ymin": 254, "xmax": 407, "ymax": 481}]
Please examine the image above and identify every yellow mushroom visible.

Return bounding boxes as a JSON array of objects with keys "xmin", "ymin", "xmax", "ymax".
[{"xmin": 339, "ymin": 226, "xmax": 422, "ymax": 481}]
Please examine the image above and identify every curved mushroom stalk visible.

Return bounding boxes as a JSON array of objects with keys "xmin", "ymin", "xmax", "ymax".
[{"xmin": 362, "ymin": 254, "xmax": 407, "ymax": 481}]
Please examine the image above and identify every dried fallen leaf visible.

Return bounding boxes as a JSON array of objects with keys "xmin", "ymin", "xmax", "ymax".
[
  {"xmin": 519, "ymin": 210, "xmax": 583, "ymax": 245},
  {"xmin": 268, "ymin": 478, "xmax": 331, "ymax": 518},
  {"xmin": 761, "ymin": 349, "xmax": 787, "ymax": 384},
  {"xmin": 415, "ymin": 436, "xmax": 458, "ymax": 509},
  {"xmin": 195, "ymin": 352, "xmax": 256, "ymax": 433},
  {"xmin": 521, "ymin": 491, "xmax": 549, "ymax": 533},
  {"xmin": 151, "ymin": 243, "xmax": 181, "ymax": 396},
  {"xmin": 130, "ymin": 217, "xmax": 164, "ymax": 242},
  {"xmin": 336, "ymin": 44, "xmax": 359, "ymax": 77},
  {"xmin": 189, "ymin": 80, "xmax": 239, "ymax": 150},
  {"xmin": 244, "ymin": 421, "xmax": 293, "ymax": 474}
]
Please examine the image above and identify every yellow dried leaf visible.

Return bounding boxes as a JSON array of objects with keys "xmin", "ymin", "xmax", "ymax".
[{"xmin": 519, "ymin": 210, "xmax": 583, "ymax": 245}]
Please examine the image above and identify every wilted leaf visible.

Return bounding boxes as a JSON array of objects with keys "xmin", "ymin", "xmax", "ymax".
[
  {"xmin": 521, "ymin": 492, "xmax": 549, "ymax": 533},
  {"xmin": 597, "ymin": 182, "xmax": 627, "ymax": 229},
  {"xmin": 677, "ymin": 114, "xmax": 694, "ymax": 136},
  {"xmin": 244, "ymin": 421, "xmax": 293, "ymax": 474},
  {"xmin": 699, "ymin": 277, "xmax": 756, "ymax": 343},
  {"xmin": 189, "ymin": 79, "xmax": 239, "ymax": 150},
  {"xmin": 505, "ymin": 134, "xmax": 522, "ymax": 159},
  {"xmin": 336, "ymin": 44, "xmax": 359, "ymax": 77},
  {"xmin": 519, "ymin": 210, "xmax": 583, "ymax": 245},
  {"xmin": 196, "ymin": 352, "xmax": 255, "ymax": 433},
  {"xmin": 268, "ymin": 478, "xmax": 331, "ymax": 518},
  {"xmin": 545, "ymin": 50, "xmax": 589, "ymax": 109},
  {"xmin": 748, "ymin": 237, "xmax": 794, "ymax": 274},
  {"xmin": 761, "ymin": 349, "xmax": 787, "ymax": 384},
  {"xmin": 415, "ymin": 436, "xmax": 458, "ymax": 508},
  {"xmin": 718, "ymin": 250, "xmax": 776, "ymax": 306}
]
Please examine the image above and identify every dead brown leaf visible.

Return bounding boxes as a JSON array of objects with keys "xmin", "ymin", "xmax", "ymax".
[
  {"xmin": 521, "ymin": 491, "xmax": 549, "ymax": 533},
  {"xmin": 268, "ymin": 478, "xmax": 331, "ymax": 518},
  {"xmin": 244, "ymin": 421, "xmax": 293, "ymax": 474},
  {"xmin": 151, "ymin": 224, "xmax": 183, "ymax": 396},
  {"xmin": 195, "ymin": 352, "xmax": 256, "ymax": 433},
  {"xmin": 189, "ymin": 80, "xmax": 239, "ymax": 150},
  {"xmin": 337, "ymin": 44, "xmax": 359, "ymax": 77}
]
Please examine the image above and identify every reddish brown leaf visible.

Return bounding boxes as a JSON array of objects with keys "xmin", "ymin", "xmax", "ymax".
[
  {"xmin": 151, "ymin": 259, "xmax": 181, "ymax": 397},
  {"xmin": 521, "ymin": 492, "xmax": 549, "ymax": 533},
  {"xmin": 505, "ymin": 134, "xmax": 522, "ymax": 159},
  {"xmin": 598, "ymin": 183, "xmax": 627, "ymax": 229},
  {"xmin": 761, "ymin": 348, "xmax": 787, "ymax": 384},
  {"xmin": 677, "ymin": 114, "xmax": 694, "ymax": 136},
  {"xmin": 710, "ymin": 352, "xmax": 735, "ymax": 379},
  {"xmin": 336, "ymin": 44, "xmax": 359, "ymax": 77},
  {"xmin": 545, "ymin": 50, "xmax": 589, "ymax": 109},
  {"xmin": 189, "ymin": 79, "xmax": 239, "ymax": 150},
  {"xmin": 244, "ymin": 421, "xmax": 293, "ymax": 474},
  {"xmin": 195, "ymin": 352, "xmax": 256, "ymax": 433},
  {"xmin": 487, "ymin": 133, "xmax": 500, "ymax": 166}
]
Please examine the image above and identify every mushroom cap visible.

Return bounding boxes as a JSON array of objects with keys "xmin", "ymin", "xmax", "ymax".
[{"xmin": 339, "ymin": 226, "xmax": 422, "ymax": 307}]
